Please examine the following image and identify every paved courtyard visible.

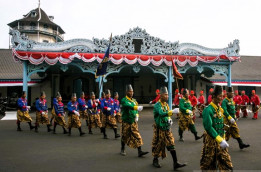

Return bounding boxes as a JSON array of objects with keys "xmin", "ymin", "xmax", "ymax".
[{"xmin": 0, "ymin": 108, "xmax": 261, "ymax": 172}]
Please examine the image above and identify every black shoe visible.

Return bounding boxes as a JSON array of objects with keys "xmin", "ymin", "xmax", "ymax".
[
  {"xmin": 48, "ymin": 128, "xmax": 53, "ymax": 132},
  {"xmin": 138, "ymin": 151, "xmax": 149, "ymax": 157},
  {"xmin": 89, "ymin": 131, "xmax": 93, "ymax": 134},
  {"xmin": 80, "ymin": 132, "xmax": 86, "ymax": 136},
  {"xmin": 120, "ymin": 149, "xmax": 126, "ymax": 156},
  {"xmin": 63, "ymin": 130, "xmax": 68, "ymax": 134},
  {"xmin": 30, "ymin": 126, "xmax": 35, "ymax": 130},
  {"xmin": 103, "ymin": 134, "xmax": 108, "ymax": 139},
  {"xmin": 53, "ymin": 131, "xmax": 56, "ymax": 134},
  {"xmin": 195, "ymin": 135, "xmax": 202, "ymax": 140},
  {"xmin": 174, "ymin": 162, "xmax": 187, "ymax": 170},
  {"xmin": 240, "ymin": 143, "xmax": 250, "ymax": 149},
  {"xmin": 179, "ymin": 137, "xmax": 184, "ymax": 142},
  {"xmin": 153, "ymin": 158, "xmax": 161, "ymax": 168},
  {"xmin": 115, "ymin": 134, "xmax": 120, "ymax": 138},
  {"xmin": 35, "ymin": 128, "xmax": 38, "ymax": 133}
]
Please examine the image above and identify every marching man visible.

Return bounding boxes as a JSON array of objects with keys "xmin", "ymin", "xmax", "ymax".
[
  {"xmin": 16, "ymin": 91, "xmax": 35, "ymax": 131},
  {"xmin": 233, "ymin": 90, "xmax": 242, "ymax": 118},
  {"xmin": 114, "ymin": 92, "xmax": 122, "ymax": 123},
  {"xmin": 207, "ymin": 88, "xmax": 214, "ymax": 105},
  {"xmin": 197, "ymin": 90, "xmax": 205, "ymax": 118},
  {"xmin": 250, "ymin": 90, "xmax": 260, "ymax": 120},
  {"xmin": 120, "ymin": 84, "xmax": 148, "ymax": 157},
  {"xmin": 189, "ymin": 90, "xmax": 197, "ymax": 121},
  {"xmin": 35, "ymin": 91, "xmax": 52, "ymax": 133},
  {"xmin": 78, "ymin": 92, "xmax": 88, "ymax": 126},
  {"xmin": 241, "ymin": 90, "xmax": 249, "ymax": 118},
  {"xmin": 178, "ymin": 89, "xmax": 202, "ymax": 141},
  {"xmin": 67, "ymin": 93, "xmax": 85, "ymax": 136},
  {"xmin": 200, "ymin": 85, "xmax": 233, "ymax": 171},
  {"xmin": 150, "ymin": 89, "xmax": 160, "ymax": 104},
  {"xmin": 87, "ymin": 92, "xmax": 102, "ymax": 134},
  {"xmin": 222, "ymin": 87, "xmax": 250, "ymax": 149},
  {"xmin": 53, "ymin": 92, "xmax": 68, "ymax": 134},
  {"xmin": 152, "ymin": 86, "xmax": 186, "ymax": 170}
]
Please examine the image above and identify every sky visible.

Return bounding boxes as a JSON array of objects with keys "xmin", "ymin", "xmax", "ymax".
[{"xmin": 1, "ymin": 0, "xmax": 261, "ymax": 56}]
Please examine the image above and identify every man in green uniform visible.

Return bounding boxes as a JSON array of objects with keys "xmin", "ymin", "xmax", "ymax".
[
  {"xmin": 200, "ymin": 85, "xmax": 233, "ymax": 171},
  {"xmin": 178, "ymin": 88, "xmax": 202, "ymax": 141},
  {"xmin": 120, "ymin": 84, "xmax": 148, "ymax": 157},
  {"xmin": 152, "ymin": 86, "xmax": 186, "ymax": 170},
  {"xmin": 221, "ymin": 87, "xmax": 250, "ymax": 149}
]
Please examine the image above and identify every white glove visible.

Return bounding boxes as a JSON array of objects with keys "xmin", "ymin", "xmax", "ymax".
[
  {"xmin": 250, "ymin": 102, "xmax": 253, "ymax": 105},
  {"xmin": 85, "ymin": 105, "xmax": 88, "ymax": 108},
  {"xmin": 168, "ymin": 118, "xmax": 173, "ymax": 126},
  {"xmin": 137, "ymin": 106, "xmax": 143, "ymax": 111},
  {"xmin": 197, "ymin": 101, "xmax": 200, "ymax": 105},
  {"xmin": 107, "ymin": 107, "xmax": 111, "ymax": 111},
  {"xmin": 188, "ymin": 110, "xmax": 192, "ymax": 114},
  {"xmin": 149, "ymin": 101, "xmax": 152, "ymax": 104},
  {"xmin": 230, "ymin": 118, "xmax": 235, "ymax": 124},
  {"xmin": 74, "ymin": 111, "xmax": 80, "ymax": 116},
  {"xmin": 135, "ymin": 115, "xmax": 139, "ymax": 122},
  {"xmin": 113, "ymin": 112, "xmax": 116, "ymax": 116},
  {"xmin": 179, "ymin": 97, "xmax": 181, "ymax": 99},
  {"xmin": 26, "ymin": 106, "xmax": 31, "ymax": 110},
  {"xmin": 220, "ymin": 140, "xmax": 229, "ymax": 149},
  {"xmin": 172, "ymin": 108, "xmax": 179, "ymax": 114},
  {"xmin": 257, "ymin": 105, "xmax": 259, "ymax": 109},
  {"xmin": 245, "ymin": 102, "xmax": 247, "ymax": 105},
  {"xmin": 96, "ymin": 99, "xmax": 100, "ymax": 102},
  {"xmin": 41, "ymin": 111, "xmax": 45, "ymax": 115}
]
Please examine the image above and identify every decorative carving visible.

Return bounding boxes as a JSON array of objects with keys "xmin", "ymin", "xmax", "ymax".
[
  {"xmin": 27, "ymin": 63, "xmax": 50, "ymax": 81},
  {"xmin": 133, "ymin": 64, "xmax": 140, "ymax": 73}
]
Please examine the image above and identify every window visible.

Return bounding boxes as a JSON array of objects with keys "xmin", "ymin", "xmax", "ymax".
[
  {"xmin": 43, "ymin": 24, "xmax": 48, "ymax": 30},
  {"xmin": 43, "ymin": 40, "xmax": 49, "ymax": 43},
  {"xmin": 31, "ymin": 11, "xmax": 37, "ymax": 17},
  {"xmin": 30, "ymin": 22, "xmax": 36, "ymax": 30},
  {"xmin": 132, "ymin": 39, "xmax": 143, "ymax": 53}
]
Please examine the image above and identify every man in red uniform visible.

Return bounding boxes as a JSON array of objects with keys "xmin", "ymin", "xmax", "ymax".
[
  {"xmin": 197, "ymin": 90, "xmax": 205, "ymax": 118},
  {"xmin": 233, "ymin": 90, "xmax": 242, "ymax": 118},
  {"xmin": 189, "ymin": 90, "xmax": 197, "ymax": 121},
  {"xmin": 250, "ymin": 90, "xmax": 260, "ymax": 120},
  {"xmin": 173, "ymin": 89, "xmax": 182, "ymax": 108},
  {"xmin": 207, "ymin": 88, "xmax": 214, "ymax": 105},
  {"xmin": 241, "ymin": 90, "xmax": 249, "ymax": 118},
  {"xmin": 150, "ymin": 89, "xmax": 160, "ymax": 104}
]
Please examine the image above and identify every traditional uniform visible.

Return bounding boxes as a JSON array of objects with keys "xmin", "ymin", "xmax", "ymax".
[
  {"xmin": 67, "ymin": 93, "xmax": 85, "ymax": 136},
  {"xmin": 51, "ymin": 98, "xmax": 57, "ymax": 124},
  {"xmin": 173, "ymin": 89, "xmax": 182, "ymax": 108},
  {"xmin": 87, "ymin": 94, "xmax": 102, "ymax": 134},
  {"xmin": 150, "ymin": 89, "xmax": 160, "ymax": 104},
  {"xmin": 241, "ymin": 91, "xmax": 249, "ymax": 118},
  {"xmin": 35, "ymin": 91, "xmax": 52, "ymax": 132},
  {"xmin": 78, "ymin": 92, "xmax": 88, "ymax": 126},
  {"xmin": 152, "ymin": 86, "xmax": 186, "ymax": 170},
  {"xmin": 53, "ymin": 92, "xmax": 68, "ymax": 134},
  {"xmin": 207, "ymin": 88, "xmax": 214, "ymax": 105},
  {"xmin": 250, "ymin": 90, "xmax": 260, "ymax": 120},
  {"xmin": 222, "ymin": 87, "xmax": 250, "ymax": 149},
  {"xmin": 120, "ymin": 84, "xmax": 148, "ymax": 157},
  {"xmin": 16, "ymin": 91, "xmax": 34, "ymax": 131},
  {"xmin": 99, "ymin": 92, "xmax": 105, "ymax": 124},
  {"xmin": 178, "ymin": 89, "xmax": 201, "ymax": 141},
  {"xmin": 101, "ymin": 89, "xmax": 120, "ymax": 139},
  {"xmin": 189, "ymin": 90, "xmax": 197, "ymax": 121},
  {"xmin": 233, "ymin": 90, "xmax": 242, "ymax": 118},
  {"xmin": 197, "ymin": 90, "xmax": 205, "ymax": 118},
  {"xmin": 114, "ymin": 92, "xmax": 122, "ymax": 123}
]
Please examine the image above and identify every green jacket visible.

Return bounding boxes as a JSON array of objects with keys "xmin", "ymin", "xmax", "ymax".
[
  {"xmin": 203, "ymin": 102, "xmax": 225, "ymax": 141},
  {"xmin": 121, "ymin": 96, "xmax": 138, "ymax": 124},
  {"xmin": 153, "ymin": 101, "xmax": 172, "ymax": 130},
  {"xmin": 221, "ymin": 98, "xmax": 235, "ymax": 119},
  {"xmin": 179, "ymin": 98, "xmax": 192, "ymax": 115}
]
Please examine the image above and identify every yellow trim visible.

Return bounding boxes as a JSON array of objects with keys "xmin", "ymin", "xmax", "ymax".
[
  {"xmin": 136, "ymin": 114, "xmax": 139, "ymax": 118},
  {"xmin": 215, "ymin": 135, "xmax": 223, "ymax": 143},
  {"xmin": 182, "ymin": 97, "xmax": 191, "ymax": 104},
  {"xmin": 225, "ymin": 97, "xmax": 235, "ymax": 105},
  {"xmin": 210, "ymin": 102, "xmax": 223, "ymax": 119},
  {"xmin": 186, "ymin": 109, "xmax": 190, "ymax": 113},
  {"xmin": 159, "ymin": 99, "xmax": 170, "ymax": 111},
  {"xmin": 168, "ymin": 110, "xmax": 173, "ymax": 116},
  {"xmin": 134, "ymin": 106, "xmax": 138, "ymax": 110},
  {"xmin": 126, "ymin": 96, "xmax": 138, "ymax": 105},
  {"xmin": 227, "ymin": 115, "xmax": 232, "ymax": 120}
]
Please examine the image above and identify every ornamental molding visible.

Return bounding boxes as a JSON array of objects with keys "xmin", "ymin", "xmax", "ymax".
[{"xmin": 10, "ymin": 27, "xmax": 240, "ymax": 57}]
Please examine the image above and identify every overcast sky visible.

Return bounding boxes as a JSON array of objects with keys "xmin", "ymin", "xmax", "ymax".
[{"xmin": 1, "ymin": 0, "xmax": 261, "ymax": 56}]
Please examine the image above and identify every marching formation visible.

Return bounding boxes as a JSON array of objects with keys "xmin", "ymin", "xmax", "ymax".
[{"xmin": 16, "ymin": 84, "xmax": 257, "ymax": 171}]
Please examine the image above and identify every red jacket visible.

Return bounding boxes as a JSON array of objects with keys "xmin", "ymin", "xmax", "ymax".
[
  {"xmin": 151, "ymin": 94, "xmax": 160, "ymax": 104},
  {"xmin": 251, "ymin": 95, "xmax": 260, "ymax": 106},
  {"xmin": 198, "ymin": 95, "xmax": 205, "ymax": 105},
  {"xmin": 233, "ymin": 95, "xmax": 242, "ymax": 105},
  {"xmin": 207, "ymin": 95, "xmax": 212, "ymax": 105},
  {"xmin": 189, "ymin": 95, "xmax": 198, "ymax": 106},
  {"xmin": 241, "ymin": 95, "xmax": 249, "ymax": 105},
  {"xmin": 173, "ymin": 94, "xmax": 182, "ymax": 106}
]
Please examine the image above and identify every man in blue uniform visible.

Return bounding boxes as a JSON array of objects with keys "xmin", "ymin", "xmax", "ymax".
[{"xmin": 78, "ymin": 92, "xmax": 88, "ymax": 126}]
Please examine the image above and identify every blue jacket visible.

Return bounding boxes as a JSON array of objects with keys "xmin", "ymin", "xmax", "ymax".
[
  {"xmin": 114, "ymin": 99, "xmax": 120, "ymax": 113},
  {"xmin": 87, "ymin": 99, "xmax": 100, "ymax": 114},
  {"xmin": 78, "ymin": 98, "xmax": 87, "ymax": 111},
  {"xmin": 101, "ymin": 98, "xmax": 115, "ymax": 115},
  {"xmin": 67, "ymin": 101, "xmax": 79, "ymax": 114},
  {"xmin": 54, "ymin": 101, "xmax": 64, "ymax": 115},
  {"xmin": 17, "ymin": 98, "xmax": 27, "ymax": 111},
  {"xmin": 35, "ymin": 98, "xmax": 48, "ymax": 112}
]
